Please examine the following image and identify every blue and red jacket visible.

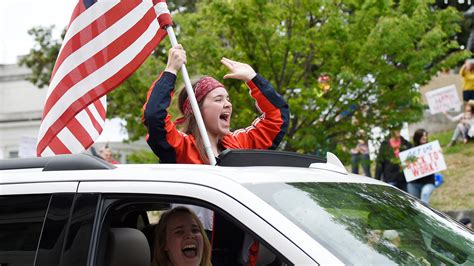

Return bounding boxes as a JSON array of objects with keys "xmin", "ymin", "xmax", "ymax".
[{"xmin": 143, "ymin": 72, "xmax": 289, "ymax": 164}]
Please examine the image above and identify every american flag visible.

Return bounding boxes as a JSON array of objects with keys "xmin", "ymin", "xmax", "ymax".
[{"xmin": 36, "ymin": 0, "xmax": 172, "ymax": 157}]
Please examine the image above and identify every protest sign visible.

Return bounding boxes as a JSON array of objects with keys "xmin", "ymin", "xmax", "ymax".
[
  {"xmin": 399, "ymin": 140, "xmax": 447, "ymax": 182},
  {"xmin": 19, "ymin": 136, "xmax": 37, "ymax": 158},
  {"xmin": 425, "ymin": 85, "xmax": 461, "ymax": 114}
]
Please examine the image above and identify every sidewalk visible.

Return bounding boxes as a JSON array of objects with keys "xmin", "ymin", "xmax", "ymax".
[{"xmin": 408, "ymin": 108, "xmax": 461, "ymax": 135}]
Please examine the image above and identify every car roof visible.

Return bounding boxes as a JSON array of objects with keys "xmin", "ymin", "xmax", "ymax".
[{"xmin": 0, "ymin": 158, "xmax": 387, "ymax": 187}]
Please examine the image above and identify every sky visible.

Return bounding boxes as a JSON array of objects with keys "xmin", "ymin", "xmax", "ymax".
[
  {"xmin": 0, "ymin": 0, "xmax": 76, "ymax": 64},
  {"xmin": 0, "ymin": 0, "xmax": 128, "ymax": 143}
]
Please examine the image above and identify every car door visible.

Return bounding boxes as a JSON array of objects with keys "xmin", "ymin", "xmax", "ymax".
[{"xmin": 77, "ymin": 180, "xmax": 318, "ymax": 265}]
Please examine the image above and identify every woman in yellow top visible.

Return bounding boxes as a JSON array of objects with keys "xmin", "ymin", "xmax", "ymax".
[{"xmin": 460, "ymin": 59, "xmax": 474, "ymax": 102}]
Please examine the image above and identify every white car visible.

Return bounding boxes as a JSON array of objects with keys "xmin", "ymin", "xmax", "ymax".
[{"xmin": 0, "ymin": 150, "xmax": 473, "ymax": 266}]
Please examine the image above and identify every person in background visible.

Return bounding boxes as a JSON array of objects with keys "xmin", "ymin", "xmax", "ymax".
[
  {"xmin": 375, "ymin": 126, "xmax": 412, "ymax": 192},
  {"xmin": 350, "ymin": 129, "xmax": 371, "ymax": 177},
  {"xmin": 152, "ymin": 206, "xmax": 211, "ymax": 266},
  {"xmin": 444, "ymin": 100, "xmax": 474, "ymax": 147},
  {"xmin": 407, "ymin": 129, "xmax": 435, "ymax": 204},
  {"xmin": 459, "ymin": 59, "xmax": 474, "ymax": 102},
  {"xmin": 99, "ymin": 146, "xmax": 119, "ymax": 164}
]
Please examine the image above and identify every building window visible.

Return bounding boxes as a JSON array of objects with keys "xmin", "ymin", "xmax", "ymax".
[{"xmin": 8, "ymin": 151, "xmax": 18, "ymax": 158}]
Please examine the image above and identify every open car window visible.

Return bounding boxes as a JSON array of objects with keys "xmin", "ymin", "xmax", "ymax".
[{"xmin": 93, "ymin": 195, "xmax": 291, "ymax": 266}]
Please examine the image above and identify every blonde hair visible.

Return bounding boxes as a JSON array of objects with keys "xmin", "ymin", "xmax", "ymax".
[
  {"xmin": 467, "ymin": 100, "xmax": 474, "ymax": 108},
  {"xmin": 151, "ymin": 206, "xmax": 211, "ymax": 266}
]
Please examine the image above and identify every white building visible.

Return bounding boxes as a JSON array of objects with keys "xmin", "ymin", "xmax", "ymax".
[
  {"xmin": 0, "ymin": 63, "xmax": 148, "ymax": 162},
  {"xmin": 0, "ymin": 64, "xmax": 43, "ymax": 158}
]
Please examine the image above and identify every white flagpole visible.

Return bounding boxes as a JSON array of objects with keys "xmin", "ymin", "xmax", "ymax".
[{"xmin": 165, "ymin": 26, "xmax": 217, "ymax": 165}]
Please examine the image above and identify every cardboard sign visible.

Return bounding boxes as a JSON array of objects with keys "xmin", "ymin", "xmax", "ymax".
[
  {"xmin": 18, "ymin": 136, "xmax": 37, "ymax": 158},
  {"xmin": 399, "ymin": 140, "xmax": 447, "ymax": 182},
  {"xmin": 425, "ymin": 85, "xmax": 461, "ymax": 114}
]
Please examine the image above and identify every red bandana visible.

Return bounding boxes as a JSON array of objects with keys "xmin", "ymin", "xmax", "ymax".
[{"xmin": 176, "ymin": 76, "xmax": 224, "ymax": 124}]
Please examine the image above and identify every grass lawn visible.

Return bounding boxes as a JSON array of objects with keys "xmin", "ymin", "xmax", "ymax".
[
  {"xmin": 429, "ymin": 131, "xmax": 474, "ymax": 211},
  {"xmin": 347, "ymin": 130, "xmax": 473, "ymax": 211}
]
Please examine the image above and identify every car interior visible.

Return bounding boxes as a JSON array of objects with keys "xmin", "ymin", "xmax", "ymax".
[
  {"xmin": 95, "ymin": 195, "xmax": 289, "ymax": 266},
  {"xmin": 367, "ymin": 207, "xmax": 471, "ymax": 265}
]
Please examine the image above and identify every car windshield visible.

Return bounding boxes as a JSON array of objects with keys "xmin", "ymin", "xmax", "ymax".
[{"xmin": 245, "ymin": 182, "xmax": 474, "ymax": 265}]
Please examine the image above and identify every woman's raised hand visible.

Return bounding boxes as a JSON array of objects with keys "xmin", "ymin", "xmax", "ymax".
[
  {"xmin": 165, "ymin": 44, "xmax": 186, "ymax": 75},
  {"xmin": 221, "ymin": 57, "xmax": 257, "ymax": 82}
]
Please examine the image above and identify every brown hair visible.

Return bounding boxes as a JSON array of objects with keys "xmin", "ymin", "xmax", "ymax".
[
  {"xmin": 413, "ymin": 128, "xmax": 428, "ymax": 147},
  {"xmin": 151, "ymin": 206, "xmax": 211, "ymax": 266},
  {"xmin": 177, "ymin": 76, "xmax": 209, "ymax": 163}
]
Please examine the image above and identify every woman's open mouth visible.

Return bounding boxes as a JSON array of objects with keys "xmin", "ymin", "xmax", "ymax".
[
  {"xmin": 182, "ymin": 244, "xmax": 197, "ymax": 258},
  {"xmin": 219, "ymin": 112, "xmax": 231, "ymax": 123}
]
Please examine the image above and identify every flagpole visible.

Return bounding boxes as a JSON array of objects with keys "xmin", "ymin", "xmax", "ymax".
[{"xmin": 165, "ymin": 26, "xmax": 217, "ymax": 165}]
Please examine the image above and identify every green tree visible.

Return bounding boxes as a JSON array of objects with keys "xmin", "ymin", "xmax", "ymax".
[
  {"xmin": 174, "ymin": 0, "xmax": 469, "ymax": 154},
  {"xmin": 21, "ymin": 0, "xmax": 470, "ymax": 156},
  {"xmin": 19, "ymin": 26, "xmax": 63, "ymax": 89}
]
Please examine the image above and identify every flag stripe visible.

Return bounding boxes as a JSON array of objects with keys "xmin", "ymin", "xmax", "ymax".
[
  {"xmin": 154, "ymin": 2, "xmax": 170, "ymax": 18},
  {"xmin": 57, "ymin": 127, "xmax": 84, "ymax": 153},
  {"xmin": 47, "ymin": 0, "xmax": 152, "ymax": 101},
  {"xmin": 48, "ymin": 135, "xmax": 72, "ymax": 155},
  {"xmin": 43, "ymin": 3, "xmax": 157, "ymax": 119},
  {"xmin": 38, "ymin": 6, "xmax": 159, "ymax": 142},
  {"xmin": 95, "ymin": 96, "xmax": 107, "ymax": 119},
  {"xmin": 52, "ymin": 0, "xmax": 140, "ymax": 78},
  {"xmin": 53, "ymin": 0, "xmax": 120, "ymax": 79},
  {"xmin": 88, "ymin": 102, "xmax": 105, "ymax": 131},
  {"xmin": 37, "ymin": 0, "xmax": 172, "ymax": 156},
  {"xmin": 68, "ymin": 0, "xmax": 120, "ymax": 39},
  {"xmin": 85, "ymin": 107, "xmax": 103, "ymax": 134},
  {"xmin": 67, "ymin": 117, "xmax": 94, "ymax": 148},
  {"xmin": 67, "ymin": 1, "xmax": 87, "ymax": 30},
  {"xmin": 41, "ymin": 146, "xmax": 55, "ymax": 157},
  {"xmin": 37, "ymin": 21, "xmax": 162, "ymax": 154},
  {"xmin": 77, "ymin": 107, "xmax": 101, "ymax": 138}
]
